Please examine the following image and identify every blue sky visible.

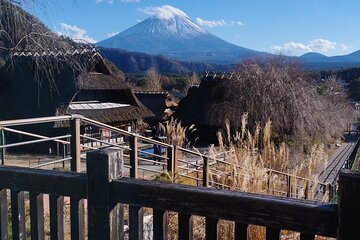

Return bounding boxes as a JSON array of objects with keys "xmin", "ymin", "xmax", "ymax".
[{"xmin": 26, "ymin": 0, "xmax": 360, "ymax": 56}]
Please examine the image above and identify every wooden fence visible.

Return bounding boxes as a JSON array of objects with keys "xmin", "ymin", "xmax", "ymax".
[{"xmin": 0, "ymin": 148, "xmax": 360, "ymax": 240}]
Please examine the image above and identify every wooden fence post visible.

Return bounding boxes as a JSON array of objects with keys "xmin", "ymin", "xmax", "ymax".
[
  {"xmin": 0, "ymin": 128, "xmax": 5, "ymax": 165},
  {"xmin": 87, "ymin": 148, "xmax": 124, "ymax": 240},
  {"xmin": 70, "ymin": 117, "xmax": 81, "ymax": 172},
  {"xmin": 130, "ymin": 136, "xmax": 138, "ymax": 178},
  {"xmin": 286, "ymin": 175, "xmax": 291, "ymax": 198},
  {"xmin": 338, "ymin": 169, "xmax": 360, "ymax": 240},
  {"xmin": 203, "ymin": 156, "xmax": 209, "ymax": 187},
  {"xmin": 0, "ymin": 189, "xmax": 8, "ymax": 239},
  {"xmin": 70, "ymin": 117, "xmax": 85, "ymax": 239},
  {"xmin": 167, "ymin": 146, "xmax": 174, "ymax": 179}
]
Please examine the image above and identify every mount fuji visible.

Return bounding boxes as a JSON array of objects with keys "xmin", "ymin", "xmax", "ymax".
[{"xmin": 97, "ymin": 7, "xmax": 270, "ymax": 64}]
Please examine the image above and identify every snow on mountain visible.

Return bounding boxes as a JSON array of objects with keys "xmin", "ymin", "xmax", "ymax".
[{"xmin": 96, "ymin": 5, "xmax": 268, "ymax": 64}]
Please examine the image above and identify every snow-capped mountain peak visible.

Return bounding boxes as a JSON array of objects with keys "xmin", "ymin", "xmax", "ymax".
[{"xmin": 97, "ymin": 5, "xmax": 261, "ymax": 63}]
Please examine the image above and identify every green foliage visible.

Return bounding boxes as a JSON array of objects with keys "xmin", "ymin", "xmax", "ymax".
[{"xmin": 154, "ymin": 171, "xmax": 172, "ymax": 183}]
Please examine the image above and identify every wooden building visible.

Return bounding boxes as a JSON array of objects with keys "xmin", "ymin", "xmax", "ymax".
[
  {"xmin": 0, "ymin": 48, "xmax": 153, "ymax": 130},
  {"xmin": 135, "ymin": 91, "xmax": 177, "ymax": 125}
]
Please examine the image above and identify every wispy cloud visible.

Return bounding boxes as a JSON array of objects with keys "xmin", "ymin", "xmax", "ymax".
[
  {"xmin": 96, "ymin": 0, "xmax": 140, "ymax": 4},
  {"xmin": 195, "ymin": 18, "xmax": 226, "ymax": 27},
  {"xmin": 140, "ymin": 5, "xmax": 188, "ymax": 20},
  {"xmin": 196, "ymin": 17, "xmax": 244, "ymax": 28},
  {"xmin": 57, "ymin": 23, "xmax": 97, "ymax": 43},
  {"xmin": 271, "ymin": 39, "xmax": 352, "ymax": 54},
  {"xmin": 340, "ymin": 43, "xmax": 353, "ymax": 50},
  {"xmin": 107, "ymin": 31, "xmax": 119, "ymax": 37}
]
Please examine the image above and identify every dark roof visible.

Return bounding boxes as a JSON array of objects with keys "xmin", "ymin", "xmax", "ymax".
[
  {"xmin": 135, "ymin": 91, "xmax": 177, "ymax": 122},
  {"xmin": 174, "ymin": 76, "xmax": 232, "ymax": 127}
]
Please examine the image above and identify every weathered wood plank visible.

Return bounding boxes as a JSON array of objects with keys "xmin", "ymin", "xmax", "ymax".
[
  {"xmin": 130, "ymin": 136, "xmax": 138, "ymax": 178},
  {"xmin": 153, "ymin": 209, "xmax": 168, "ymax": 240},
  {"xmin": 0, "ymin": 166, "xmax": 86, "ymax": 198},
  {"xmin": 49, "ymin": 195, "xmax": 64, "ymax": 240},
  {"xmin": 205, "ymin": 217, "xmax": 219, "ymax": 240},
  {"xmin": 70, "ymin": 198, "xmax": 85, "ymax": 240},
  {"xmin": 70, "ymin": 118, "xmax": 81, "ymax": 172},
  {"xmin": 0, "ymin": 129, "xmax": 5, "ymax": 165},
  {"xmin": 234, "ymin": 222, "xmax": 248, "ymax": 240},
  {"xmin": 30, "ymin": 193, "xmax": 45, "ymax": 240},
  {"xmin": 178, "ymin": 213, "xmax": 193, "ymax": 240},
  {"xmin": 0, "ymin": 189, "xmax": 8, "ymax": 240},
  {"xmin": 338, "ymin": 170, "xmax": 360, "ymax": 240},
  {"xmin": 266, "ymin": 227, "xmax": 280, "ymax": 240},
  {"xmin": 86, "ymin": 150, "xmax": 111, "ymax": 240},
  {"xmin": 300, "ymin": 233, "xmax": 314, "ymax": 240},
  {"xmin": 110, "ymin": 178, "xmax": 338, "ymax": 237},
  {"xmin": 10, "ymin": 191, "xmax": 26, "ymax": 240},
  {"xmin": 129, "ymin": 206, "xmax": 144, "ymax": 240},
  {"xmin": 167, "ymin": 146, "xmax": 174, "ymax": 178},
  {"xmin": 202, "ymin": 156, "xmax": 209, "ymax": 187}
]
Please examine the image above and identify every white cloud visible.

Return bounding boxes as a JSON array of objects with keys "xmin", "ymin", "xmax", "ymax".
[
  {"xmin": 195, "ymin": 17, "xmax": 226, "ymax": 27},
  {"xmin": 96, "ymin": 0, "xmax": 140, "ymax": 4},
  {"xmin": 195, "ymin": 18, "xmax": 244, "ymax": 28},
  {"xmin": 340, "ymin": 43, "xmax": 353, "ymax": 50},
  {"xmin": 271, "ymin": 38, "xmax": 351, "ymax": 54},
  {"xmin": 141, "ymin": 5, "xmax": 188, "ymax": 20},
  {"xmin": 229, "ymin": 21, "xmax": 244, "ymax": 26},
  {"xmin": 107, "ymin": 31, "xmax": 119, "ymax": 37},
  {"xmin": 57, "ymin": 23, "xmax": 97, "ymax": 44},
  {"xmin": 308, "ymin": 39, "xmax": 336, "ymax": 52}
]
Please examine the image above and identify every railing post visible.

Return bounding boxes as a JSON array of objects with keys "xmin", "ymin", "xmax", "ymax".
[
  {"xmin": 70, "ymin": 117, "xmax": 85, "ymax": 239},
  {"xmin": 338, "ymin": 169, "xmax": 360, "ymax": 240},
  {"xmin": 70, "ymin": 117, "xmax": 81, "ymax": 172},
  {"xmin": 130, "ymin": 135, "xmax": 138, "ymax": 178},
  {"xmin": 0, "ymin": 128, "xmax": 5, "ymax": 165},
  {"xmin": 87, "ymin": 148, "xmax": 124, "ymax": 240},
  {"xmin": 167, "ymin": 146, "xmax": 174, "ymax": 179},
  {"xmin": 286, "ymin": 175, "xmax": 291, "ymax": 198},
  {"xmin": 203, "ymin": 156, "xmax": 209, "ymax": 187},
  {"xmin": 0, "ymin": 189, "xmax": 8, "ymax": 239}
]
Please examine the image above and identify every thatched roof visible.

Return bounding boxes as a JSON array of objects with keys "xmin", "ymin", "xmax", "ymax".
[{"xmin": 174, "ymin": 76, "xmax": 230, "ymax": 127}]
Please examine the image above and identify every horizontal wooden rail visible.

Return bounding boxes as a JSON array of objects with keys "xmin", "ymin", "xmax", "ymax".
[
  {"xmin": 110, "ymin": 178, "xmax": 338, "ymax": 237},
  {"xmin": 0, "ymin": 165, "xmax": 86, "ymax": 198},
  {"xmin": 0, "ymin": 115, "xmax": 72, "ymax": 127},
  {"xmin": 81, "ymin": 116, "xmax": 172, "ymax": 148}
]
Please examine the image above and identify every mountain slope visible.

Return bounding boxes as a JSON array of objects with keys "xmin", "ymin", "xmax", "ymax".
[
  {"xmin": 97, "ymin": 13, "xmax": 270, "ymax": 64},
  {"xmin": 99, "ymin": 48, "xmax": 231, "ymax": 73}
]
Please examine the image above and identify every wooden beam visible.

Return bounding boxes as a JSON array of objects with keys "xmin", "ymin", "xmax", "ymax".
[
  {"xmin": 110, "ymin": 178, "xmax": 338, "ymax": 237},
  {"xmin": 178, "ymin": 213, "xmax": 193, "ymax": 240},
  {"xmin": 11, "ymin": 191, "xmax": 26, "ymax": 240},
  {"xmin": 0, "ymin": 189, "xmax": 8, "ymax": 240},
  {"xmin": 0, "ymin": 165, "xmax": 86, "ymax": 198},
  {"xmin": 30, "ymin": 193, "xmax": 45, "ymax": 240},
  {"xmin": 130, "ymin": 136, "xmax": 138, "ymax": 178},
  {"xmin": 70, "ymin": 118, "xmax": 81, "ymax": 172},
  {"xmin": 338, "ymin": 170, "xmax": 360, "ymax": 240},
  {"xmin": 49, "ymin": 195, "xmax": 64, "ymax": 240}
]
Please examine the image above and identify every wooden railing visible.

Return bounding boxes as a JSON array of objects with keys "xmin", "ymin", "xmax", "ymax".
[
  {"xmin": 1, "ymin": 148, "xmax": 360, "ymax": 239},
  {"xmin": 1, "ymin": 115, "xmax": 356, "ymax": 202}
]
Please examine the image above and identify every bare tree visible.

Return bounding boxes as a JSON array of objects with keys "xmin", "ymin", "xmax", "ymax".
[{"xmin": 144, "ymin": 67, "xmax": 163, "ymax": 91}]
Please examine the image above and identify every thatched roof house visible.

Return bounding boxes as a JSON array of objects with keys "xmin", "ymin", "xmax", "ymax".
[
  {"xmin": 0, "ymin": 48, "xmax": 153, "ymax": 128},
  {"xmin": 173, "ymin": 75, "xmax": 229, "ymax": 142},
  {"xmin": 135, "ymin": 91, "xmax": 177, "ymax": 124}
]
